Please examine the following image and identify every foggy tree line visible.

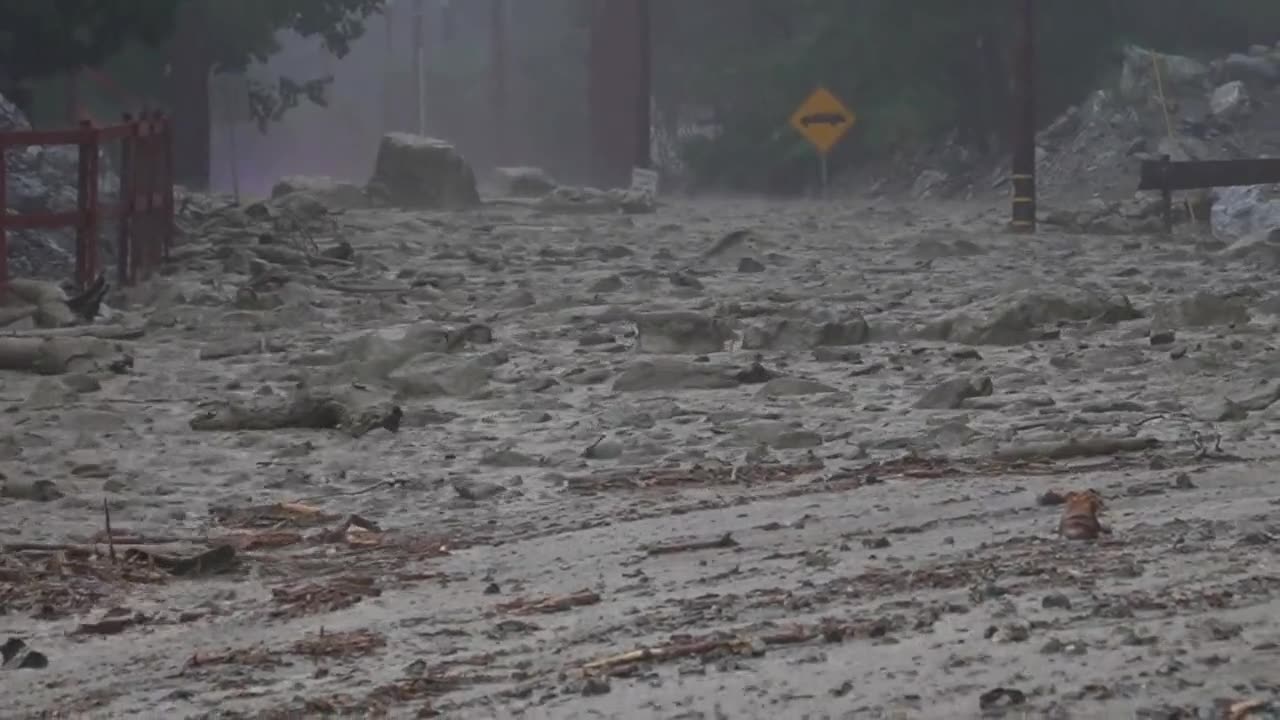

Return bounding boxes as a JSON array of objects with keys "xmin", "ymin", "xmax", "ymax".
[
  {"xmin": 1, "ymin": 0, "xmax": 1278, "ymax": 191},
  {"xmin": 0, "ymin": 0, "xmax": 380, "ymax": 185}
]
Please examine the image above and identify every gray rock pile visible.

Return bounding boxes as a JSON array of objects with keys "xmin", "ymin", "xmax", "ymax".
[
  {"xmin": 1, "ymin": 92, "xmax": 85, "ymax": 281},
  {"xmin": 892, "ymin": 41, "xmax": 1280, "ymax": 239},
  {"xmin": 1032, "ymin": 42, "xmax": 1280, "ymax": 237}
]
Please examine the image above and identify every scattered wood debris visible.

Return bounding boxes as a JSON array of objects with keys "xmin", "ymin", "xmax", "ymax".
[
  {"xmin": 497, "ymin": 589, "xmax": 600, "ymax": 615},
  {"xmin": 271, "ymin": 575, "xmax": 382, "ymax": 619}
]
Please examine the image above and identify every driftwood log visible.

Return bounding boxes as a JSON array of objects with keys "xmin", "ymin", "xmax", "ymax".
[{"xmin": 189, "ymin": 389, "xmax": 402, "ymax": 438}]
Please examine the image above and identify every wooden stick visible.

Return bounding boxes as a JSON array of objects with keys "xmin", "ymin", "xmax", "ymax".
[{"xmin": 103, "ymin": 498, "xmax": 117, "ymax": 565}]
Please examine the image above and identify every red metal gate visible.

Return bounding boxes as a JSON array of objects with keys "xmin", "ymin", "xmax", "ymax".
[{"xmin": 0, "ymin": 111, "xmax": 174, "ymax": 293}]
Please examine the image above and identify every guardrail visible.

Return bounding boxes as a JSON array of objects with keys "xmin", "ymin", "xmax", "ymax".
[
  {"xmin": 1139, "ymin": 153, "xmax": 1280, "ymax": 233},
  {"xmin": 0, "ymin": 111, "xmax": 174, "ymax": 292}
]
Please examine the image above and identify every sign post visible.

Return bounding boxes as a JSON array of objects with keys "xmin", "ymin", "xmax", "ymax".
[{"xmin": 788, "ymin": 86, "xmax": 856, "ymax": 197}]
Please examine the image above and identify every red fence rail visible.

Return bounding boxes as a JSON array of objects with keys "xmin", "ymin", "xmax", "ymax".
[{"xmin": 0, "ymin": 111, "xmax": 174, "ymax": 292}]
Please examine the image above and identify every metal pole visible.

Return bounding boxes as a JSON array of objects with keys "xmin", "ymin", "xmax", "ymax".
[
  {"xmin": 634, "ymin": 0, "xmax": 652, "ymax": 170},
  {"xmin": 490, "ymin": 0, "xmax": 507, "ymax": 163},
  {"xmin": 382, "ymin": 2, "xmax": 394, "ymax": 133},
  {"xmin": 412, "ymin": 0, "xmax": 425, "ymax": 135},
  {"xmin": 587, "ymin": 0, "xmax": 606, "ymax": 186},
  {"xmin": 1010, "ymin": 0, "xmax": 1036, "ymax": 233}
]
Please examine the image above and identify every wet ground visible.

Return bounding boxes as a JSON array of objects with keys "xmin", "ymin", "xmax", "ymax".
[{"xmin": 3, "ymin": 194, "xmax": 1280, "ymax": 719}]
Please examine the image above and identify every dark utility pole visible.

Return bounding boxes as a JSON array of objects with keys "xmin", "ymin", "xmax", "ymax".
[
  {"xmin": 1010, "ymin": 0, "xmax": 1036, "ymax": 233},
  {"xmin": 490, "ymin": 0, "xmax": 507, "ymax": 164},
  {"xmin": 635, "ymin": 0, "xmax": 652, "ymax": 170}
]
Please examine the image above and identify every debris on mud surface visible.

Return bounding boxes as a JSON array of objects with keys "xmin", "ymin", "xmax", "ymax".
[{"xmin": 8, "ymin": 134, "xmax": 1280, "ymax": 718}]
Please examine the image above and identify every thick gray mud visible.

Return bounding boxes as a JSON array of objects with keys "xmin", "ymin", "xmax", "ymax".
[{"xmin": 3, "ymin": 196, "xmax": 1280, "ymax": 719}]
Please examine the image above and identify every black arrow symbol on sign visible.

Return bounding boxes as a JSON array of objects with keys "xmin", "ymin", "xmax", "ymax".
[{"xmin": 799, "ymin": 112, "xmax": 847, "ymax": 127}]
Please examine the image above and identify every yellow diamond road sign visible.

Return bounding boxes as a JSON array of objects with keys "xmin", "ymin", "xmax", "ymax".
[{"xmin": 789, "ymin": 86, "xmax": 856, "ymax": 155}]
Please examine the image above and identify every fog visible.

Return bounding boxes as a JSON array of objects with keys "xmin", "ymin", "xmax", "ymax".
[{"xmin": 209, "ymin": 1, "xmax": 593, "ymax": 199}]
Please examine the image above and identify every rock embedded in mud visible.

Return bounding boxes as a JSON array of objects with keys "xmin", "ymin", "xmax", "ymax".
[
  {"xmin": 633, "ymin": 311, "xmax": 734, "ymax": 354},
  {"xmin": 367, "ymin": 132, "xmax": 480, "ymax": 210},
  {"xmin": 741, "ymin": 316, "xmax": 869, "ymax": 351},
  {"xmin": 1151, "ymin": 291, "xmax": 1251, "ymax": 330},
  {"xmin": 925, "ymin": 287, "xmax": 1142, "ymax": 346},
  {"xmin": 612, "ymin": 359, "xmax": 741, "ymax": 392},
  {"xmin": 915, "ymin": 375, "xmax": 994, "ymax": 410},
  {"xmin": 451, "ymin": 478, "xmax": 506, "ymax": 501},
  {"xmin": 1, "ymin": 478, "xmax": 63, "ymax": 502},
  {"xmin": 757, "ymin": 377, "xmax": 838, "ymax": 397},
  {"xmin": 270, "ymin": 175, "xmax": 369, "ymax": 210}
]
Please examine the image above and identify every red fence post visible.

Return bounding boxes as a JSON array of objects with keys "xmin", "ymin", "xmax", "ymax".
[
  {"xmin": 159, "ymin": 112, "xmax": 174, "ymax": 262},
  {"xmin": 75, "ymin": 118, "xmax": 101, "ymax": 288},
  {"xmin": 75, "ymin": 120, "xmax": 90, "ymax": 287},
  {"xmin": 116, "ymin": 113, "xmax": 135, "ymax": 286}
]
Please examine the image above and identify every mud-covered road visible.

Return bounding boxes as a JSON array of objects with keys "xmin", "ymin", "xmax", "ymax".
[{"xmin": 3, "ymin": 194, "xmax": 1280, "ymax": 719}]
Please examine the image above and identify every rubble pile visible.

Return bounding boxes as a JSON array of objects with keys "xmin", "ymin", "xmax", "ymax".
[{"xmin": 889, "ymin": 41, "xmax": 1280, "ymax": 239}]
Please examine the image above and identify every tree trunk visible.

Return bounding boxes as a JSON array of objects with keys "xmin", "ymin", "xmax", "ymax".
[
  {"xmin": 979, "ymin": 28, "xmax": 1009, "ymax": 153},
  {"xmin": 166, "ymin": 0, "xmax": 212, "ymax": 189}
]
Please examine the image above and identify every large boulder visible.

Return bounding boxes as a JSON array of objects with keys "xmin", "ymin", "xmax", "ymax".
[
  {"xmin": 1213, "ymin": 185, "xmax": 1280, "ymax": 240},
  {"xmin": 1221, "ymin": 52, "xmax": 1280, "ymax": 85},
  {"xmin": 1209, "ymin": 81, "xmax": 1251, "ymax": 120},
  {"xmin": 367, "ymin": 133, "xmax": 480, "ymax": 210}
]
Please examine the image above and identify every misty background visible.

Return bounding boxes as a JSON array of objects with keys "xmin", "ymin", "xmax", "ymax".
[{"xmin": 16, "ymin": 0, "xmax": 1280, "ymax": 199}]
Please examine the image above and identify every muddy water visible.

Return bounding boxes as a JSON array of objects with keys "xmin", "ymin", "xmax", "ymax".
[{"xmin": 3, "ymin": 196, "xmax": 1280, "ymax": 718}]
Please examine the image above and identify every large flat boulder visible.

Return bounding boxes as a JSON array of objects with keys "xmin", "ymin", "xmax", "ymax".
[
  {"xmin": 367, "ymin": 133, "xmax": 480, "ymax": 210},
  {"xmin": 271, "ymin": 175, "xmax": 368, "ymax": 210}
]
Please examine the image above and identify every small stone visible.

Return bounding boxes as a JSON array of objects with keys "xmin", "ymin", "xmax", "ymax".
[
  {"xmin": 451, "ymin": 478, "xmax": 506, "ymax": 501},
  {"xmin": 1042, "ymin": 593, "xmax": 1072, "ymax": 610},
  {"xmin": 588, "ymin": 275, "xmax": 624, "ymax": 294},
  {"xmin": 737, "ymin": 257, "xmax": 766, "ymax": 273},
  {"xmin": 1037, "ymin": 490, "xmax": 1067, "ymax": 507},
  {"xmin": 582, "ymin": 439, "xmax": 624, "ymax": 460},
  {"xmin": 990, "ymin": 622, "xmax": 1031, "ymax": 643},
  {"xmin": 61, "ymin": 374, "xmax": 101, "ymax": 393},
  {"xmin": 914, "ymin": 375, "xmax": 993, "ymax": 410},
  {"xmin": 1173, "ymin": 472, "xmax": 1195, "ymax": 490},
  {"xmin": 1149, "ymin": 330, "xmax": 1176, "ymax": 346},
  {"xmin": 580, "ymin": 676, "xmax": 611, "ymax": 696}
]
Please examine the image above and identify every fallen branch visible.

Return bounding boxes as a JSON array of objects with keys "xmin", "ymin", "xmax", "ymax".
[
  {"xmin": 103, "ymin": 499, "xmax": 117, "ymax": 565},
  {"xmin": 993, "ymin": 435, "xmax": 1158, "ymax": 463},
  {"xmin": 580, "ymin": 621, "xmax": 874, "ymax": 675},
  {"xmin": 497, "ymin": 589, "xmax": 600, "ymax": 615},
  {"xmin": 0, "ymin": 324, "xmax": 145, "ymax": 340},
  {"xmin": 124, "ymin": 544, "xmax": 239, "ymax": 577},
  {"xmin": 645, "ymin": 532, "xmax": 739, "ymax": 556}
]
